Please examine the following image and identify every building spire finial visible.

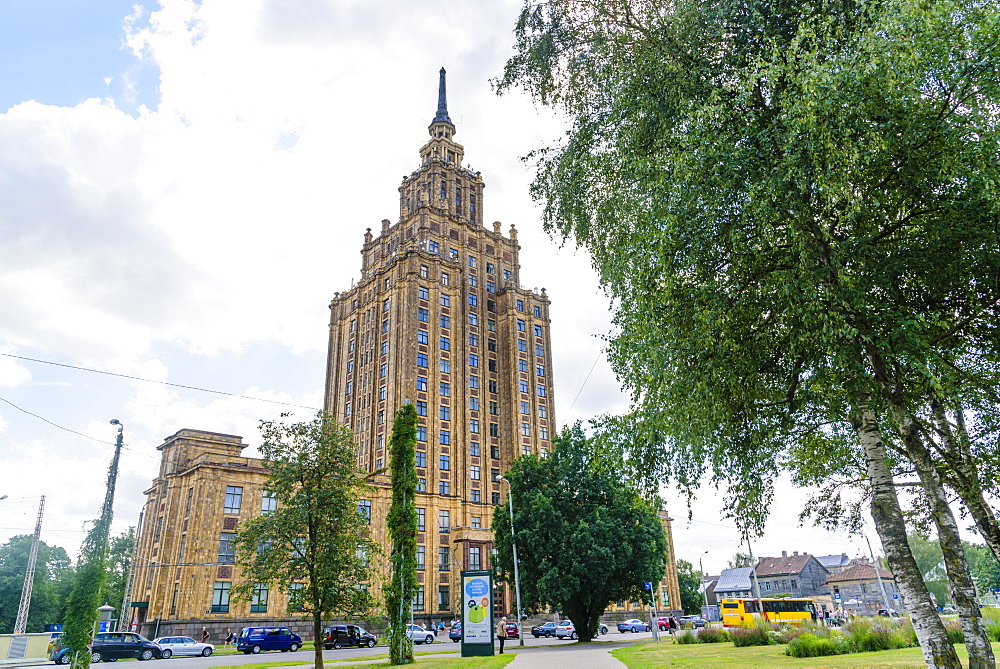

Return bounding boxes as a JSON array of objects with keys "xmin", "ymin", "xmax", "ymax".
[{"xmin": 432, "ymin": 67, "xmax": 452, "ymax": 125}]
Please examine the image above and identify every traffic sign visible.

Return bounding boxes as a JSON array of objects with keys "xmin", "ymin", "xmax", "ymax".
[
  {"xmin": 645, "ymin": 582, "xmax": 652, "ymax": 590},
  {"xmin": 893, "ymin": 594, "xmax": 899, "ymax": 600},
  {"xmin": 834, "ymin": 593, "xmax": 842, "ymax": 600}
]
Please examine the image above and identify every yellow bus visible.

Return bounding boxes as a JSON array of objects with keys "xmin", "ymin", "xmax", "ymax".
[{"xmin": 720, "ymin": 598, "xmax": 817, "ymax": 627}]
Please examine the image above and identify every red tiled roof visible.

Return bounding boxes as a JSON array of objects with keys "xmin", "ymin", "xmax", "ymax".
[
  {"xmin": 823, "ymin": 564, "xmax": 894, "ymax": 583},
  {"xmin": 754, "ymin": 555, "xmax": 814, "ymax": 577}
]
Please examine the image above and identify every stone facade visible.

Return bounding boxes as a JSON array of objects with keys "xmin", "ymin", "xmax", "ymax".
[{"xmin": 754, "ymin": 552, "xmax": 830, "ymax": 598}]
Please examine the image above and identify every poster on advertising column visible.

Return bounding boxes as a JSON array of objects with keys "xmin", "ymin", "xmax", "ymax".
[{"xmin": 460, "ymin": 570, "xmax": 494, "ymax": 657}]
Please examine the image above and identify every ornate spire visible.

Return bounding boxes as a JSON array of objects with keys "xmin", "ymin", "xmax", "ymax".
[{"xmin": 432, "ymin": 67, "xmax": 452, "ymax": 125}]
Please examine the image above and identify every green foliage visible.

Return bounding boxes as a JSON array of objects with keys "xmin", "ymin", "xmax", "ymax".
[
  {"xmin": 786, "ymin": 632, "xmax": 843, "ymax": 658},
  {"xmin": 0, "ymin": 535, "xmax": 74, "ymax": 634},
  {"xmin": 675, "ymin": 560, "xmax": 702, "ymax": 614},
  {"xmin": 491, "ymin": 424, "xmax": 667, "ymax": 642},
  {"xmin": 63, "ymin": 517, "xmax": 112, "ymax": 669},
  {"xmin": 676, "ymin": 630, "xmax": 699, "ymax": 644},
  {"xmin": 384, "ymin": 403, "xmax": 418, "ymax": 665},
  {"xmin": 232, "ymin": 413, "xmax": 377, "ymax": 669},
  {"xmin": 842, "ymin": 618, "xmax": 910, "ymax": 653},
  {"xmin": 730, "ymin": 623, "xmax": 775, "ymax": 648},
  {"xmin": 103, "ymin": 529, "xmax": 135, "ymax": 626},
  {"xmin": 697, "ymin": 628, "xmax": 728, "ymax": 643},
  {"xmin": 727, "ymin": 553, "xmax": 752, "ymax": 569}
]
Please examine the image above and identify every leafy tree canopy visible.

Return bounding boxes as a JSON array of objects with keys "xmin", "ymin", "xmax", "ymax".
[
  {"xmin": 492, "ymin": 424, "xmax": 667, "ymax": 641},
  {"xmin": 0, "ymin": 535, "xmax": 74, "ymax": 634},
  {"xmin": 233, "ymin": 413, "xmax": 377, "ymax": 669},
  {"xmin": 676, "ymin": 560, "xmax": 703, "ymax": 615}
]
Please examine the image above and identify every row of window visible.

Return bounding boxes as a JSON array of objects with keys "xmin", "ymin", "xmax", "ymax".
[
  {"xmin": 219, "ymin": 487, "xmax": 276, "ymax": 516},
  {"xmin": 211, "ymin": 581, "xmax": 303, "ymax": 614}
]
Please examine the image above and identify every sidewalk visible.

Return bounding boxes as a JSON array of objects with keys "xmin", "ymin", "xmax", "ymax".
[{"xmin": 505, "ymin": 644, "xmax": 626, "ymax": 669}]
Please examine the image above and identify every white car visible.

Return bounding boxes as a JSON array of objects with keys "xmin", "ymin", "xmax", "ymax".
[
  {"xmin": 405, "ymin": 624, "xmax": 434, "ymax": 644},
  {"xmin": 152, "ymin": 636, "xmax": 214, "ymax": 657},
  {"xmin": 554, "ymin": 621, "xmax": 576, "ymax": 640}
]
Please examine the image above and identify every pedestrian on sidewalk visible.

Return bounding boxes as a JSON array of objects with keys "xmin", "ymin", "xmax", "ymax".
[{"xmin": 496, "ymin": 616, "xmax": 508, "ymax": 654}]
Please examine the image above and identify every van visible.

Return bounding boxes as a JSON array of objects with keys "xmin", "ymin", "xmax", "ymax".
[
  {"xmin": 323, "ymin": 625, "xmax": 377, "ymax": 649},
  {"xmin": 236, "ymin": 627, "xmax": 302, "ymax": 654}
]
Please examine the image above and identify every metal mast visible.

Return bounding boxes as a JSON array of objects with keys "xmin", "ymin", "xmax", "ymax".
[
  {"xmin": 14, "ymin": 496, "xmax": 45, "ymax": 634},
  {"xmin": 118, "ymin": 511, "xmax": 143, "ymax": 631}
]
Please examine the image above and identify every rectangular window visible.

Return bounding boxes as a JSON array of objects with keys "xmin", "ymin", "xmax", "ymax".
[
  {"xmin": 438, "ymin": 585, "xmax": 450, "ymax": 610},
  {"xmin": 468, "ymin": 293, "xmax": 478, "ymax": 307},
  {"xmin": 539, "ymin": 405, "xmax": 548, "ymax": 419},
  {"xmin": 344, "ymin": 401, "xmax": 351, "ymax": 416},
  {"xmin": 418, "ymin": 307, "xmax": 429, "ymax": 322},
  {"xmin": 416, "ymin": 426, "xmax": 427, "ymax": 441},
  {"xmin": 438, "ymin": 480, "xmax": 450, "ymax": 495},
  {"xmin": 534, "ymin": 325, "xmax": 543, "ymax": 337},
  {"xmin": 470, "ymin": 397, "xmax": 479, "ymax": 411},
  {"xmin": 440, "ymin": 294, "xmax": 450, "ymax": 307},
  {"xmin": 421, "ymin": 265, "xmax": 429, "ymax": 278},
  {"xmin": 154, "ymin": 517, "xmax": 163, "ymax": 543},
  {"xmin": 469, "ymin": 333, "xmax": 478, "ymax": 347},
  {"xmin": 490, "ymin": 401, "xmax": 499, "ymax": 415},
  {"xmin": 487, "ymin": 338, "xmax": 497, "ymax": 352},
  {"xmin": 538, "ymin": 384, "xmax": 547, "ymax": 397},
  {"xmin": 470, "ymin": 419, "xmax": 480, "ymax": 434},
  {"xmin": 469, "ymin": 546, "xmax": 481, "ymax": 571},
  {"xmin": 418, "ymin": 330, "xmax": 429, "ymax": 344},
  {"xmin": 287, "ymin": 582, "xmax": 304, "ymax": 612},
  {"xmin": 415, "ymin": 451, "xmax": 427, "ymax": 468},
  {"xmin": 346, "ymin": 380, "xmax": 353, "ymax": 395},
  {"xmin": 416, "ymin": 545, "xmax": 425, "ymax": 570},
  {"xmin": 522, "ymin": 444, "xmax": 531, "ymax": 455},
  {"xmin": 440, "ymin": 382, "xmax": 450, "ymax": 397},
  {"xmin": 518, "ymin": 359, "xmax": 528, "ymax": 373},
  {"xmin": 517, "ymin": 319, "xmax": 526, "ymax": 332},
  {"xmin": 540, "ymin": 426, "xmax": 549, "ymax": 440},
  {"xmin": 440, "ymin": 336, "xmax": 450, "ymax": 350},
  {"xmin": 518, "ymin": 339, "xmax": 527, "ymax": 352},
  {"xmin": 417, "ymin": 477, "xmax": 426, "ymax": 492},
  {"xmin": 380, "ymin": 363, "xmax": 387, "ymax": 377},
  {"xmin": 489, "ymin": 380, "xmax": 498, "ymax": 393},
  {"xmin": 211, "ymin": 582, "xmax": 231, "ymax": 613},
  {"xmin": 471, "ymin": 489, "xmax": 481, "ymax": 502},
  {"xmin": 382, "ymin": 319, "xmax": 389, "ymax": 332},
  {"xmin": 185, "ymin": 488, "xmax": 193, "ymax": 515},
  {"xmin": 469, "ymin": 375, "xmax": 479, "ymax": 389},
  {"xmin": 469, "ymin": 274, "xmax": 478, "ymax": 287},
  {"xmin": 486, "ymin": 281, "xmax": 495, "ymax": 293},
  {"xmin": 417, "ymin": 353, "xmax": 428, "ymax": 367},
  {"xmin": 520, "ymin": 380, "xmax": 529, "ymax": 393},
  {"xmin": 471, "ymin": 516, "xmax": 482, "ymax": 529},
  {"xmin": 417, "ymin": 376, "xmax": 427, "ymax": 391},
  {"xmin": 517, "ymin": 299, "xmax": 524, "ymax": 311},
  {"xmin": 439, "ymin": 510, "xmax": 451, "ymax": 531},
  {"xmin": 382, "ymin": 340, "xmax": 390, "ymax": 355},
  {"xmin": 413, "ymin": 585, "xmax": 424, "ymax": 610},
  {"xmin": 442, "ymin": 272, "xmax": 449, "ymax": 285},
  {"xmin": 224, "ymin": 486, "xmax": 243, "ymax": 514},
  {"xmin": 450, "ymin": 247, "xmax": 459, "ymax": 259},
  {"xmin": 537, "ymin": 364, "xmax": 545, "ymax": 377},
  {"xmin": 520, "ymin": 401, "xmax": 529, "ymax": 414},
  {"xmin": 470, "ymin": 442, "xmax": 480, "ymax": 456},
  {"xmin": 534, "ymin": 306, "xmax": 541, "ymax": 317},
  {"xmin": 418, "ymin": 286, "xmax": 429, "ymax": 300},
  {"xmin": 471, "ymin": 465, "xmax": 481, "ymax": 480},
  {"xmin": 218, "ymin": 533, "xmax": 236, "ymax": 563},
  {"xmin": 491, "ymin": 446, "xmax": 500, "ymax": 460},
  {"xmin": 417, "ymin": 508, "xmax": 425, "ymax": 531},
  {"xmin": 440, "ymin": 359, "xmax": 450, "ymax": 373},
  {"xmin": 469, "ymin": 354, "xmax": 479, "ymax": 368},
  {"xmin": 492, "ymin": 492, "xmax": 501, "ymax": 505},
  {"xmin": 439, "ymin": 547, "xmax": 450, "ymax": 570},
  {"xmin": 487, "ymin": 319, "xmax": 496, "ymax": 332},
  {"xmin": 358, "ymin": 499, "xmax": 372, "ymax": 523},
  {"xmin": 261, "ymin": 490, "xmax": 278, "ymax": 513},
  {"xmin": 430, "ymin": 241, "xmax": 440, "ymax": 254},
  {"xmin": 440, "ymin": 315, "xmax": 450, "ymax": 329},
  {"xmin": 468, "ymin": 255, "xmax": 477, "ymax": 268},
  {"xmin": 488, "ymin": 359, "xmax": 497, "ymax": 372},
  {"xmin": 440, "ymin": 454, "xmax": 451, "ymax": 470},
  {"xmin": 250, "ymin": 583, "xmax": 269, "ymax": 613},
  {"xmin": 469, "ymin": 313, "xmax": 478, "ymax": 326},
  {"xmin": 383, "ymin": 298, "xmax": 390, "ymax": 312},
  {"xmin": 440, "ymin": 405, "xmax": 450, "ymax": 421},
  {"xmin": 535, "ymin": 343, "xmax": 544, "ymax": 356},
  {"xmin": 490, "ymin": 423, "xmax": 499, "ymax": 437},
  {"xmin": 416, "ymin": 400, "xmax": 427, "ymax": 416},
  {"xmin": 522, "ymin": 422, "xmax": 531, "ymax": 437},
  {"xmin": 379, "ymin": 386, "xmax": 387, "ymax": 401},
  {"xmin": 178, "ymin": 535, "xmax": 187, "ymax": 561}
]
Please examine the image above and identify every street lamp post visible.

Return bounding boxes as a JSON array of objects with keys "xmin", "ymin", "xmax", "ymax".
[
  {"xmin": 496, "ymin": 477, "xmax": 524, "ymax": 647},
  {"xmin": 699, "ymin": 551, "xmax": 709, "ymax": 618}
]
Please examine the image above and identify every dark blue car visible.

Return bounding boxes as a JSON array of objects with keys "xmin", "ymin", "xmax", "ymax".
[{"xmin": 236, "ymin": 627, "xmax": 302, "ymax": 654}]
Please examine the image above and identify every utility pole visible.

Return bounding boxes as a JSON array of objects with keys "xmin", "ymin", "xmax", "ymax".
[
  {"xmin": 13, "ymin": 496, "xmax": 45, "ymax": 634},
  {"xmin": 118, "ymin": 511, "xmax": 143, "ymax": 631},
  {"xmin": 865, "ymin": 534, "xmax": 891, "ymax": 613},
  {"xmin": 497, "ymin": 477, "xmax": 524, "ymax": 646}
]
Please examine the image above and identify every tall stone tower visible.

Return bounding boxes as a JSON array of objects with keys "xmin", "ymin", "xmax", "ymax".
[{"xmin": 323, "ymin": 69, "xmax": 555, "ymax": 623}]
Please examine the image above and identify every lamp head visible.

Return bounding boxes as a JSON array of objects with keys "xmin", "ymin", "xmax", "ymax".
[{"xmin": 109, "ymin": 419, "xmax": 121, "ymax": 426}]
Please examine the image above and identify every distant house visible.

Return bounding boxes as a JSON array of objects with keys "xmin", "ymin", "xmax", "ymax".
[
  {"xmin": 754, "ymin": 551, "xmax": 830, "ymax": 598},
  {"xmin": 823, "ymin": 564, "xmax": 903, "ymax": 614},
  {"xmin": 816, "ymin": 553, "xmax": 853, "ymax": 574},
  {"xmin": 713, "ymin": 567, "xmax": 754, "ymax": 600}
]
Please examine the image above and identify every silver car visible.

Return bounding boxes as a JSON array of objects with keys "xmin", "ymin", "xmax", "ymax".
[
  {"xmin": 405, "ymin": 624, "xmax": 434, "ymax": 644},
  {"xmin": 152, "ymin": 637, "xmax": 214, "ymax": 657}
]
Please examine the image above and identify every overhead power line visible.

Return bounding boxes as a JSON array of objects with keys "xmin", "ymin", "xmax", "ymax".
[{"xmin": 1, "ymin": 352, "xmax": 321, "ymax": 411}]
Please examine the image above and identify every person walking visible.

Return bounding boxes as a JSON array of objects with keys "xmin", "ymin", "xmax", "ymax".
[
  {"xmin": 668, "ymin": 615, "xmax": 678, "ymax": 636},
  {"xmin": 495, "ymin": 616, "xmax": 508, "ymax": 654},
  {"xmin": 201, "ymin": 628, "xmax": 209, "ymax": 643},
  {"xmin": 225, "ymin": 630, "xmax": 235, "ymax": 647}
]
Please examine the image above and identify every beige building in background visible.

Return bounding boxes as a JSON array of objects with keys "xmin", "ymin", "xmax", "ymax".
[{"xmin": 129, "ymin": 70, "xmax": 681, "ymax": 637}]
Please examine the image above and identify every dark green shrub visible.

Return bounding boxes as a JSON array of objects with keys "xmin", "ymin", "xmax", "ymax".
[
  {"xmin": 698, "ymin": 628, "xmax": 729, "ymax": 643},
  {"xmin": 731, "ymin": 625, "xmax": 774, "ymax": 647},
  {"xmin": 676, "ymin": 630, "xmax": 699, "ymax": 644},
  {"xmin": 844, "ymin": 620, "xmax": 907, "ymax": 653},
  {"xmin": 786, "ymin": 633, "xmax": 843, "ymax": 657},
  {"xmin": 986, "ymin": 621, "xmax": 1000, "ymax": 642},
  {"xmin": 944, "ymin": 620, "xmax": 964, "ymax": 644}
]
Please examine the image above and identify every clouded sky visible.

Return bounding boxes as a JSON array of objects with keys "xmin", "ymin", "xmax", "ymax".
[{"xmin": 0, "ymin": 0, "xmax": 878, "ymax": 578}]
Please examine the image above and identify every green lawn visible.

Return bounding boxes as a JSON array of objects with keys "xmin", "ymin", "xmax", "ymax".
[
  {"xmin": 209, "ymin": 654, "xmax": 509, "ymax": 669},
  {"xmin": 611, "ymin": 639, "xmax": 1000, "ymax": 667}
]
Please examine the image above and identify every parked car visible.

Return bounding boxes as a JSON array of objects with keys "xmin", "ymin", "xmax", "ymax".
[
  {"xmin": 405, "ymin": 624, "xmax": 435, "ymax": 644},
  {"xmin": 679, "ymin": 616, "xmax": 707, "ymax": 628},
  {"xmin": 236, "ymin": 627, "xmax": 302, "ymax": 654},
  {"xmin": 153, "ymin": 636, "xmax": 214, "ymax": 657},
  {"xmin": 531, "ymin": 622, "xmax": 559, "ymax": 638},
  {"xmin": 941, "ymin": 606, "xmax": 957, "ymax": 614},
  {"xmin": 656, "ymin": 617, "xmax": 670, "ymax": 631},
  {"xmin": 878, "ymin": 608, "xmax": 900, "ymax": 616},
  {"xmin": 554, "ymin": 621, "xmax": 576, "ymax": 639},
  {"xmin": 323, "ymin": 625, "xmax": 377, "ymax": 649},
  {"xmin": 51, "ymin": 632, "xmax": 168, "ymax": 663},
  {"xmin": 504, "ymin": 622, "xmax": 520, "ymax": 639},
  {"xmin": 449, "ymin": 623, "xmax": 462, "ymax": 642},
  {"xmin": 617, "ymin": 619, "xmax": 650, "ymax": 633}
]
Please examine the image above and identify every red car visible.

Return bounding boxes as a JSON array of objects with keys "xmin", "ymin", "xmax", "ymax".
[{"xmin": 504, "ymin": 622, "xmax": 520, "ymax": 639}]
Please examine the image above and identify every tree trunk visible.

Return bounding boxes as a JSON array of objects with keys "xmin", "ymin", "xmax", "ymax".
[
  {"xmin": 854, "ymin": 403, "xmax": 961, "ymax": 668},
  {"xmin": 902, "ymin": 419, "xmax": 995, "ymax": 669},
  {"xmin": 313, "ymin": 610, "xmax": 324, "ymax": 669}
]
